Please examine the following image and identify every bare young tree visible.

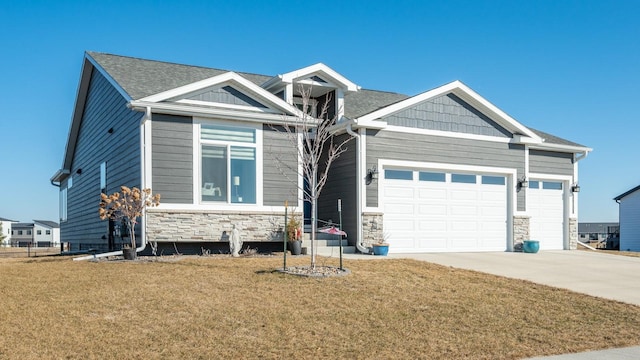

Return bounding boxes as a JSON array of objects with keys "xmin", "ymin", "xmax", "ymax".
[{"xmin": 271, "ymin": 85, "xmax": 353, "ymax": 269}]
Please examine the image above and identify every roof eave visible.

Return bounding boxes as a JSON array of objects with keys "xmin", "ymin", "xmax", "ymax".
[{"xmin": 614, "ymin": 185, "xmax": 640, "ymax": 201}]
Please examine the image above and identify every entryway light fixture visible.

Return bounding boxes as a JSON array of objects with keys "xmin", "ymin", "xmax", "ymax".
[
  {"xmin": 366, "ymin": 165, "xmax": 378, "ymax": 185},
  {"xmin": 571, "ymin": 183, "xmax": 580, "ymax": 193},
  {"xmin": 517, "ymin": 175, "xmax": 528, "ymax": 188}
]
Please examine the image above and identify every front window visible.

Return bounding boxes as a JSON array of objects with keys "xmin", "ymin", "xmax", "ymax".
[{"xmin": 200, "ymin": 124, "xmax": 257, "ymax": 204}]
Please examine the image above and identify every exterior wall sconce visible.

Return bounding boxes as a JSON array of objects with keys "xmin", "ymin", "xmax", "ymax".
[
  {"xmin": 76, "ymin": 168, "xmax": 82, "ymax": 174},
  {"xmin": 107, "ymin": 127, "xmax": 114, "ymax": 134},
  {"xmin": 366, "ymin": 165, "xmax": 378, "ymax": 185},
  {"xmin": 571, "ymin": 184, "xmax": 580, "ymax": 193},
  {"xmin": 517, "ymin": 176, "xmax": 528, "ymax": 188}
]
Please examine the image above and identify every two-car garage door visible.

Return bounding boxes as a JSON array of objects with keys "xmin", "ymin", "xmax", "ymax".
[{"xmin": 382, "ymin": 168, "xmax": 508, "ymax": 253}]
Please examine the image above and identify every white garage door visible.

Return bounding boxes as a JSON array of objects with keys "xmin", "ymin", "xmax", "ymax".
[
  {"xmin": 528, "ymin": 180, "xmax": 565, "ymax": 250},
  {"xmin": 383, "ymin": 169, "xmax": 507, "ymax": 253}
]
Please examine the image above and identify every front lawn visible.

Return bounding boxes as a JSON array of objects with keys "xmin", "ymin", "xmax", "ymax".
[{"xmin": 1, "ymin": 255, "xmax": 639, "ymax": 359}]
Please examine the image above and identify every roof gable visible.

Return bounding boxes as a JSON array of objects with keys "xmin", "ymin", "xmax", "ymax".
[
  {"xmin": 383, "ymin": 92, "xmax": 513, "ymax": 138},
  {"xmin": 136, "ymin": 72, "xmax": 300, "ymax": 116},
  {"xmin": 356, "ymin": 80, "xmax": 540, "ymax": 140},
  {"xmin": 262, "ymin": 63, "xmax": 360, "ymax": 92}
]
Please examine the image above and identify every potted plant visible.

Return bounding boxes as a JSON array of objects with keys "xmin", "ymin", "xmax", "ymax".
[
  {"xmin": 372, "ymin": 233, "xmax": 390, "ymax": 256},
  {"xmin": 286, "ymin": 213, "xmax": 303, "ymax": 255},
  {"xmin": 99, "ymin": 186, "xmax": 161, "ymax": 260}
]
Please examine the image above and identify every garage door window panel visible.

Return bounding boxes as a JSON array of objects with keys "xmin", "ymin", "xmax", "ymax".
[
  {"xmin": 481, "ymin": 175, "xmax": 505, "ymax": 185},
  {"xmin": 419, "ymin": 171, "xmax": 446, "ymax": 182},
  {"xmin": 385, "ymin": 169, "xmax": 413, "ymax": 180},
  {"xmin": 452, "ymin": 174, "xmax": 476, "ymax": 183}
]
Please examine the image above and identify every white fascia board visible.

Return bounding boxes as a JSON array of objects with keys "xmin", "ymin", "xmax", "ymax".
[
  {"xmin": 356, "ymin": 80, "xmax": 541, "ymax": 141},
  {"xmin": 528, "ymin": 142, "xmax": 592, "ymax": 154},
  {"xmin": 329, "ymin": 119, "xmax": 387, "ymax": 135},
  {"xmin": 512, "ymin": 135, "xmax": 542, "ymax": 145},
  {"xmin": 138, "ymin": 72, "xmax": 302, "ymax": 117},
  {"xmin": 279, "ymin": 63, "xmax": 360, "ymax": 92},
  {"xmin": 129, "ymin": 101, "xmax": 314, "ymax": 126}
]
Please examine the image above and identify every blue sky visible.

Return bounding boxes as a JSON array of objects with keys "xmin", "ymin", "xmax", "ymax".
[{"xmin": 0, "ymin": 0, "xmax": 638, "ymax": 223}]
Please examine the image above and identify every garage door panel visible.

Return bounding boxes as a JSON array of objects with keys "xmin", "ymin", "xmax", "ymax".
[
  {"xmin": 450, "ymin": 221, "xmax": 478, "ymax": 231},
  {"xmin": 384, "ymin": 186, "xmax": 414, "ymax": 199},
  {"xmin": 450, "ymin": 189, "xmax": 478, "ymax": 200},
  {"xmin": 529, "ymin": 183, "xmax": 564, "ymax": 250},
  {"xmin": 450, "ymin": 205, "xmax": 478, "ymax": 216},
  {"xmin": 420, "ymin": 220, "xmax": 446, "ymax": 231},
  {"xmin": 418, "ymin": 188, "xmax": 447, "ymax": 199},
  {"xmin": 383, "ymin": 168, "xmax": 508, "ymax": 253}
]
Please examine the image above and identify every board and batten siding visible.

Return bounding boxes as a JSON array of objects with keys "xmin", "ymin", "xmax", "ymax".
[
  {"xmin": 619, "ymin": 190, "xmax": 640, "ymax": 251},
  {"xmin": 384, "ymin": 93, "xmax": 512, "ymax": 138},
  {"xmin": 529, "ymin": 150, "xmax": 574, "ymax": 176},
  {"xmin": 62, "ymin": 68, "xmax": 142, "ymax": 250},
  {"xmin": 365, "ymin": 129, "xmax": 526, "ymax": 210},
  {"xmin": 263, "ymin": 125, "xmax": 298, "ymax": 206},
  {"xmin": 151, "ymin": 114, "xmax": 194, "ymax": 203},
  {"xmin": 317, "ymin": 134, "xmax": 357, "ymax": 246}
]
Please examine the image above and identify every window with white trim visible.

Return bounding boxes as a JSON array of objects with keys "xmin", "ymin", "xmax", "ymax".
[
  {"xmin": 200, "ymin": 124, "xmax": 257, "ymax": 204},
  {"xmin": 60, "ymin": 186, "xmax": 68, "ymax": 222}
]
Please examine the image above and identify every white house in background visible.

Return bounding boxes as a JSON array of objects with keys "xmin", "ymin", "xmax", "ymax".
[
  {"xmin": 8, "ymin": 220, "xmax": 60, "ymax": 247},
  {"xmin": 0, "ymin": 217, "xmax": 16, "ymax": 246},
  {"xmin": 614, "ymin": 185, "xmax": 640, "ymax": 251},
  {"xmin": 33, "ymin": 220, "xmax": 61, "ymax": 247}
]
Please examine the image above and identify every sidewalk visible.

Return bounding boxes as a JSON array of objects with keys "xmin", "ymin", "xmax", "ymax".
[{"xmin": 525, "ymin": 345, "xmax": 640, "ymax": 359}]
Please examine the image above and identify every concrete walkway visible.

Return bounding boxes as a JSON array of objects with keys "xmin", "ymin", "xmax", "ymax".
[{"xmin": 340, "ymin": 250, "xmax": 640, "ymax": 359}]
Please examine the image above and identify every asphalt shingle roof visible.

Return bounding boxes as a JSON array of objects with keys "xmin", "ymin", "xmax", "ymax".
[
  {"xmin": 87, "ymin": 52, "xmax": 585, "ymax": 148},
  {"xmin": 34, "ymin": 220, "xmax": 60, "ymax": 228}
]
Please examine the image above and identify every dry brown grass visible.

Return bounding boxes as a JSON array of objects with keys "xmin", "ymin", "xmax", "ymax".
[{"xmin": 1, "ymin": 255, "xmax": 639, "ymax": 359}]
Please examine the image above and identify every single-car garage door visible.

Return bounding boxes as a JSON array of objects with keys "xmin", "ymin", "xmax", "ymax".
[
  {"xmin": 382, "ymin": 168, "xmax": 507, "ymax": 253},
  {"xmin": 528, "ymin": 180, "xmax": 565, "ymax": 250}
]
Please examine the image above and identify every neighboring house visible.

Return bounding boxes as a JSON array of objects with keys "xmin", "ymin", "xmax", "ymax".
[
  {"xmin": 9, "ymin": 221, "xmax": 60, "ymax": 247},
  {"xmin": 51, "ymin": 52, "xmax": 591, "ymax": 254},
  {"xmin": 33, "ymin": 220, "xmax": 61, "ymax": 247},
  {"xmin": 578, "ymin": 222, "xmax": 619, "ymax": 249},
  {"xmin": 0, "ymin": 217, "xmax": 17, "ymax": 246},
  {"xmin": 11, "ymin": 223, "xmax": 34, "ymax": 247},
  {"xmin": 614, "ymin": 185, "xmax": 640, "ymax": 251}
]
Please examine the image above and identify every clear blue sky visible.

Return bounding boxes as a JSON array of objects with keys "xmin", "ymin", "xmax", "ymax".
[{"xmin": 0, "ymin": 0, "xmax": 637, "ymax": 223}]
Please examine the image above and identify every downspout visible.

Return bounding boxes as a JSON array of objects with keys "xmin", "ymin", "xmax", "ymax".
[
  {"xmin": 346, "ymin": 123, "xmax": 370, "ymax": 254},
  {"xmin": 137, "ymin": 106, "xmax": 152, "ymax": 255},
  {"xmin": 74, "ymin": 106, "xmax": 152, "ymax": 261}
]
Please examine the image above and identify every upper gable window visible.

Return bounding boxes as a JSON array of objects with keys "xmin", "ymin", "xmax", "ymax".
[{"xmin": 293, "ymin": 97, "xmax": 318, "ymax": 118}]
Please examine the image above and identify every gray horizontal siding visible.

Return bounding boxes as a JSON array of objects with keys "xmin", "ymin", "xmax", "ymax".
[
  {"xmin": 317, "ymin": 134, "xmax": 357, "ymax": 245},
  {"xmin": 185, "ymin": 85, "xmax": 267, "ymax": 108},
  {"xmin": 529, "ymin": 150, "xmax": 574, "ymax": 176},
  {"xmin": 263, "ymin": 126, "xmax": 298, "ymax": 206},
  {"xmin": 384, "ymin": 93, "xmax": 511, "ymax": 138},
  {"xmin": 62, "ymin": 68, "xmax": 142, "ymax": 250},
  {"xmin": 366, "ymin": 129, "xmax": 526, "ymax": 210},
  {"xmin": 152, "ymin": 114, "xmax": 194, "ymax": 203}
]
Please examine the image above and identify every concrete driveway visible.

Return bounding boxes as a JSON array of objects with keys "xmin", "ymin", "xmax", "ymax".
[{"xmin": 384, "ymin": 250, "xmax": 640, "ymax": 306}]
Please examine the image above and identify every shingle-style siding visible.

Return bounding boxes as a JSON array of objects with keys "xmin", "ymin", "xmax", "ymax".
[
  {"xmin": 62, "ymin": 69, "xmax": 142, "ymax": 250},
  {"xmin": 184, "ymin": 85, "xmax": 268, "ymax": 108},
  {"xmin": 529, "ymin": 150, "xmax": 574, "ymax": 176},
  {"xmin": 151, "ymin": 114, "xmax": 194, "ymax": 203},
  {"xmin": 384, "ymin": 94, "xmax": 512, "ymax": 137},
  {"xmin": 263, "ymin": 126, "xmax": 298, "ymax": 206},
  {"xmin": 619, "ymin": 190, "xmax": 640, "ymax": 251},
  {"xmin": 365, "ymin": 130, "xmax": 526, "ymax": 210},
  {"xmin": 317, "ymin": 134, "xmax": 357, "ymax": 246}
]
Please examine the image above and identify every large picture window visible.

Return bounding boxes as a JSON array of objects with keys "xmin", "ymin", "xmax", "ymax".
[{"xmin": 200, "ymin": 124, "xmax": 257, "ymax": 204}]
